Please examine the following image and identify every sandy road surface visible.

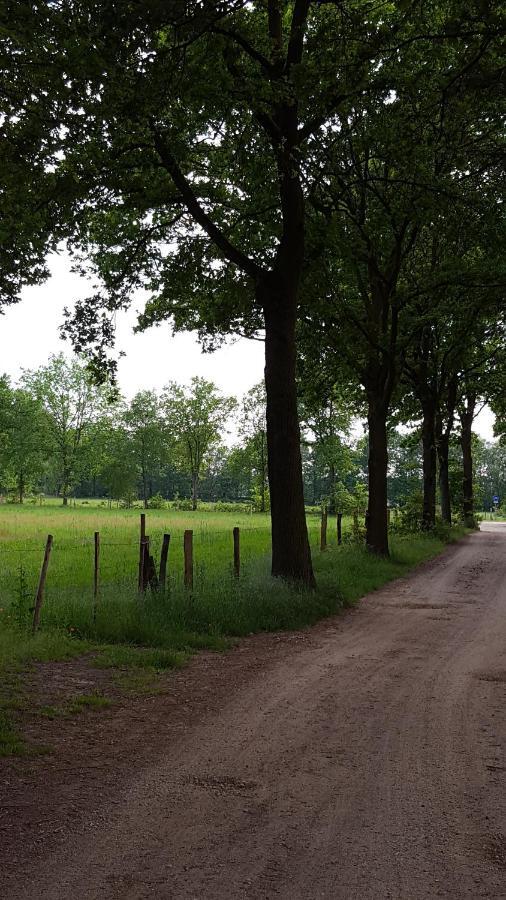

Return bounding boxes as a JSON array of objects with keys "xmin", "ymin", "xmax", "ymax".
[{"xmin": 3, "ymin": 524, "xmax": 506, "ymax": 899}]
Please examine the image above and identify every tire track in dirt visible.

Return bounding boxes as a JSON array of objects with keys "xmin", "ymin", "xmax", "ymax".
[{"xmin": 2, "ymin": 524, "xmax": 506, "ymax": 899}]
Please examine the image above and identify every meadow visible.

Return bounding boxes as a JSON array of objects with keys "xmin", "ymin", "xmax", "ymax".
[
  {"xmin": 0, "ymin": 500, "xmax": 466, "ymax": 657},
  {"xmin": 0, "ymin": 500, "xmax": 469, "ymax": 755}
]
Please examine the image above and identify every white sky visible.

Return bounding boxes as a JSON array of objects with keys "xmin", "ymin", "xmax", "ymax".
[
  {"xmin": 0, "ymin": 252, "xmax": 497, "ymax": 441},
  {"xmin": 2, "ymin": 254, "xmax": 265, "ymax": 400}
]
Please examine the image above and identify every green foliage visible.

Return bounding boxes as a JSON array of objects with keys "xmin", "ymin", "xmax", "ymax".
[
  {"xmin": 398, "ymin": 491, "xmax": 424, "ymax": 532},
  {"xmin": 147, "ymin": 493, "xmax": 167, "ymax": 510},
  {"xmin": 162, "ymin": 378, "xmax": 236, "ymax": 508},
  {"xmin": 333, "ymin": 481, "xmax": 355, "ymax": 514},
  {"xmin": 239, "ymin": 383, "xmax": 268, "ymax": 512},
  {"xmin": 21, "ymin": 355, "xmax": 111, "ymax": 504}
]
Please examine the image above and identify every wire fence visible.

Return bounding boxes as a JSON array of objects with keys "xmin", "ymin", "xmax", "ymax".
[{"xmin": 0, "ymin": 511, "xmax": 365, "ymax": 634}]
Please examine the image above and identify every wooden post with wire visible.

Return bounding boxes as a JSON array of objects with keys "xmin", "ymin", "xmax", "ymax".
[
  {"xmin": 32, "ymin": 534, "xmax": 53, "ymax": 634},
  {"xmin": 159, "ymin": 533, "xmax": 170, "ymax": 593},
  {"xmin": 142, "ymin": 536, "xmax": 158, "ymax": 591},
  {"xmin": 337, "ymin": 512, "xmax": 343, "ymax": 546},
  {"xmin": 93, "ymin": 531, "xmax": 100, "ymax": 621},
  {"xmin": 233, "ymin": 527, "xmax": 240, "ymax": 578},
  {"xmin": 320, "ymin": 507, "xmax": 328, "ymax": 551},
  {"xmin": 184, "ymin": 530, "xmax": 193, "ymax": 590},
  {"xmin": 138, "ymin": 513, "xmax": 146, "ymax": 592}
]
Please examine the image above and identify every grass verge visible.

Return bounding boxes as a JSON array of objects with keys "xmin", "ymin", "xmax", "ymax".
[{"xmin": 0, "ymin": 527, "xmax": 467, "ymax": 756}]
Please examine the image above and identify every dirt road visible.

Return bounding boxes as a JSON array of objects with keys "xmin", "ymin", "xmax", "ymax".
[{"xmin": 3, "ymin": 524, "xmax": 506, "ymax": 899}]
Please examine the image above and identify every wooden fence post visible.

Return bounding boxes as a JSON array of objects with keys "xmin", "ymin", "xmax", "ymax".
[
  {"xmin": 233, "ymin": 527, "xmax": 240, "ymax": 578},
  {"xmin": 337, "ymin": 512, "xmax": 342, "ymax": 546},
  {"xmin": 32, "ymin": 534, "xmax": 53, "ymax": 634},
  {"xmin": 159, "ymin": 533, "xmax": 170, "ymax": 593},
  {"xmin": 184, "ymin": 530, "xmax": 193, "ymax": 590},
  {"xmin": 142, "ymin": 536, "xmax": 158, "ymax": 591},
  {"xmin": 138, "ymin": 513, "xmax": 146, "ymax": 592},
  {"xmin": 93, "ymin": 531, "xmax": 100, "ymax": 621},
  {"xmin": 320, "ymin": 508, "xmax": 328, "ymax": 551}
]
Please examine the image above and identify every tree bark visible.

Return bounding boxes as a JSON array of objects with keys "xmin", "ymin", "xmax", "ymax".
[
  {"xmin": 366, "ymin": 401, "xmax": 389, "ymax": 556},
  {"xmin": 191, "ymin": 473, "xmax": 198, "ymax": 511},
  {"xmin": 436, "ymin": 427, "xmax": 451, "ymax": 524},
  {"xmin": 421, "ymin": 397, "xmax": 437, "ymax": 529},
  {"xmin": 435, "ymin": 373, "xmax": 457, "ymax": 526},
  {"xmin": 262, "ymin": 285, "xmax": 315, "ymax": 585},
  {"xmin": 460, "ymin": 396, "xmax": 476, "ymax": 527}
]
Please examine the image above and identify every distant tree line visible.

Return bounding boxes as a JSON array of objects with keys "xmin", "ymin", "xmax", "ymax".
[{"xmin": 0, "ymin": 355, "xmax": 502, "ymax": 520}]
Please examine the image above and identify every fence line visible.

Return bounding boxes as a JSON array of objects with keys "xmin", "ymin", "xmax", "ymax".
[{"xmin": 1, "ymin": 512, "xmax": 369, "ymax": 629}]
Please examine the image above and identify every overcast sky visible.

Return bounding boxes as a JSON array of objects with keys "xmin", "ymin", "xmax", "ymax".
[
  {"xmin": 3, "ymin": 254, "xmax": 265, "ymax": 400},
  {"xmin": 1, "ymin": 252, "xmax": 497, "ymax": 441}
]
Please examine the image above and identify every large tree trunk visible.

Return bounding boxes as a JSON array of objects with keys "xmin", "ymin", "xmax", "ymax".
[
  {"xmin": 436, "ymin": 428, "xmax": 451, "ymax": 524},
  {"xmin": 62, "ymin": 475, "xmax": 69, "ymax": 506},
  {"xmin": 435, "ymin": 374, "xmax": 457, "ymax": 526},
  {"xmin": 366, "ymin": 400, "xmax": 389, "ymax": 556},
  {"xmin": 262, "ymin": 287, "xmax": 315, "ymax": 586},
  {"xmin": 421, "ymin": 397, "xmax": 437, "ymax": 529},
  {"xmin": 460, "ymin": 396, "xmax": 476, "ymax": 527}
]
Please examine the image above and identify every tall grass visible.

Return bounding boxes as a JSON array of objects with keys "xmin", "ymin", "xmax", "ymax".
[{"xmin": 0, "ymin": 503, "xmax": 466, "ymax": 674}]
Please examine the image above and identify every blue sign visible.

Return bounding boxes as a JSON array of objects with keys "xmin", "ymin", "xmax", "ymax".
[{"xmin": 493, "ymin": 495, "xmax": 500, "ymax": 504}]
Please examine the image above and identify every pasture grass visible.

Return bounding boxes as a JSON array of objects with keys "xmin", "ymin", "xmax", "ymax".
[{"xmin": 0, "ymin": 501, "xmax": 468, "ymax": 755}]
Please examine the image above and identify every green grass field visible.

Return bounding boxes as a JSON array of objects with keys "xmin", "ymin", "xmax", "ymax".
[
  {"xmin": 0, "ymin": 501, "xmax": 468, "ymax": 755},
  {"xmin": 0, "ymin": 501, "xmax": 327, "ymax": 608},
  {"xmin": 0, "ymin": 500, "xmax": 466, "ymax": 648}
]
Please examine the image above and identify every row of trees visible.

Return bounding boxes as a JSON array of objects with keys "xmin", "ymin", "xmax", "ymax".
[
  {"xmin": 0, "ymin": 356, "xmax": 501, "ymax": 521},
  {"xmin": 0, "ymin": 356, "xmax": 264, "ymax": 509},
  {"xmin": 2, "ymin": 1, "xmax": 505, "ymax": 584}
]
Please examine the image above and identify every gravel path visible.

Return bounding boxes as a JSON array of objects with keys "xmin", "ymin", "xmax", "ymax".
[{"xmin": 3, "ymin": 524, "xmax": 506, "ymax": 899}]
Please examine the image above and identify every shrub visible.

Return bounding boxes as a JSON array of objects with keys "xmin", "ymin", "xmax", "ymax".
[
  {"xmin": 398, "ymin": 491, "xmax": 424, "ymax": 533},
  {"xmin": 173, "ymin": 497, "xmax": 195, "ymax": 510},
  {"xmin": 148, "ymin": 493, "xmax": 167, "ymax": 509}
]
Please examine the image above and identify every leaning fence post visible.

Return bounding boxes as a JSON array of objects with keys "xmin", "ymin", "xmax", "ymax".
[
  {"xmin": 320, "ymin": 507, "xmax": 328, "ymax": 551},
  {"xmin": 143, "ymin": 536, "xmax": 158, "ymax": 591},
  {"xmin": 93, "ymin": 531, "xmax": 100, "ymax": 621},
  {"xmin": 32, "ymin": 534, "xmax": 53, "ymax": 634},
  {"xmin": 140, "ymin": 535, "xmax": 151, "ymax": 593},
  {"xmin": 233, "ymin": 527, "xmax": 240, "ymax": 578},
  {"xmin": 138, "ymin": 513, "xmax": 146, "ymax": 592},
  {"xmin": 184, "ymin": 530, "xmax": 193, "ymax": 590},
  {"xmin": 159, "ymin": 533, "xmax": 170, "ymax": 593},
  {"xmin": 337, "ymin": 512, "xmax": 343, "ymax": 546}
]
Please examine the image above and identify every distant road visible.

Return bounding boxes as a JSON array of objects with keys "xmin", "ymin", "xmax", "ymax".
[{"xmin": 4, "ymin": 524, "xmax": 506, "ymax": 899}]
